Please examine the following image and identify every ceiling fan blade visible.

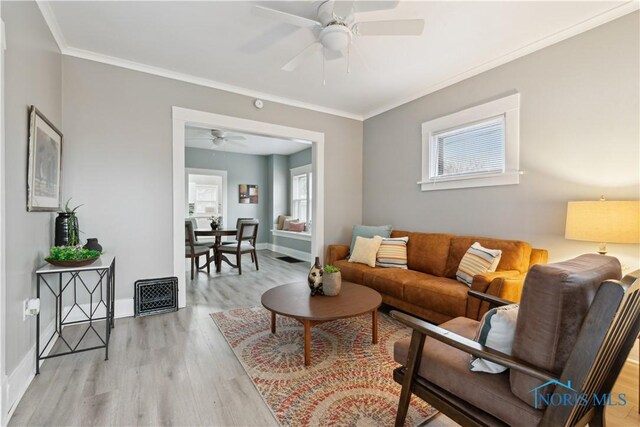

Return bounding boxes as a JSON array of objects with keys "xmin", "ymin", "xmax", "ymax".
[
  {"xmin": 353, "ymin": 0, "xmax": 399, "ymax": 13},
  {"xmin": 355, "ymin": 19, "xmax": 425, "ymax": 36},
  {"xmin": 333, "ymin": 1, "xmax": 355, "ymax": 18},
  {"xmin": 282, "ymin": 42, "xmax": 323, "ymax": 71},
  {"xmin": 224, "ymin": 136, "xmax": 246, "ymax": 141},
  {"xmin": 253, "ymin": 5, "xmax": 321, "ymax": 29}
]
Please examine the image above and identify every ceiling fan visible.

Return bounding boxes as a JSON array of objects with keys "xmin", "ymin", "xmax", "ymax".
[
  {"xmin": 253, "ymin": 0, "xmax": 425, "ymax": 72},
  {"xmin": 190, "ymin": 129, "xmax": 248, "ymax": 148}
]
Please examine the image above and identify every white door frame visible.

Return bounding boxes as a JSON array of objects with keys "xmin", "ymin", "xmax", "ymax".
[
  {"xmin": 185, "ymin": 168, "xmax": 228, "ymax": 228},
  {"xmin": 172, "ymin": 107, "xmax": 325, "ymax": 308}
]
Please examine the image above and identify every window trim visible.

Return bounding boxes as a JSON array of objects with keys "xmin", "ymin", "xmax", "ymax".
[
  {"xmin": 419, "ymin": 93, "xmax": 520, "ymax": 191},
  {"xmin": 290, "ymin": 164, "xmax": 312, "ymax": 225}
]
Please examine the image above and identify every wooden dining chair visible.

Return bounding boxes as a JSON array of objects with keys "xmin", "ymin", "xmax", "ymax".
[
  {"xmin": 215, "ymin": 220, "xmax": 259, "ymax": 275},
  {"xmin": 185, "ymin": 221, "xmax": 211, "ymax": 280},
  {"xmin": 221, "ymin": 217, "xmax": 254, "ymax": 246}
]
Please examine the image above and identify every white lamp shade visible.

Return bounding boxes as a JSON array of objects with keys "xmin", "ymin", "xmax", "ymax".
[{"xmin": 565, "ymin": 200, "xmax": 640, "ymax": 244}]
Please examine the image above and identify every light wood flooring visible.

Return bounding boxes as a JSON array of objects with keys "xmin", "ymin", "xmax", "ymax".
[{"xmin": 8, "ymin": 250, "xmax": 640, "ymax": 426}]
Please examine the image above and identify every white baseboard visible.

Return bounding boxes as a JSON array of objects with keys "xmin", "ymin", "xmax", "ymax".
[
  {"xmin": 6, "ymin": 318, "xmax": 55, "ymax": 422},
  {"xmin": 255, "ymin": 243, "xmax": 269, "ymax": 251},
  {"xmin": 266, "ymin": 244, "xmax": 312, "ymax": 263},
  {"xmin": 5, "ymin": 298, "xmax": 133, "ymax": 423}
]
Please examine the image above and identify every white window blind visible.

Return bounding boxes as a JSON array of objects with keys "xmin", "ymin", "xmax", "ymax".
[
  {"xmin": 430, "ymin": 116, "xmax": 505, "ymax": 180},
  {"xmin": 291, "ymin": 166, "xmax": 312, "ymax": 227},
  {"xmin": 419, "ymin": 93, "xmax": 520, "ymax": 191},
  {"xmin": 194, "ymin": 184, "xmax": 218, "ymax": 215}
]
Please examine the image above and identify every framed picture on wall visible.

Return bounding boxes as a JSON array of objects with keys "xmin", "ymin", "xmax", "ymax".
[
  {"xmin": 239, "ymin": 184, "xmax": 258, "ymax": 204},
  {"xmin": 27, "ymin": 106, "xmax": 63, "ymax": 212}
]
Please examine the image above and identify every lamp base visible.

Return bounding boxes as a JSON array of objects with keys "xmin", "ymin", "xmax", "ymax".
[{"xmin": 597, "ymin": 242, "xmax": 607, "ymax": 255}]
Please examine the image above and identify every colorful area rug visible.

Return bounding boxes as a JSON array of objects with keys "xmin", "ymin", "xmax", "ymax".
[{"xmin": 211, "ymin": 307, "xmax": 437, "ymax": 427}]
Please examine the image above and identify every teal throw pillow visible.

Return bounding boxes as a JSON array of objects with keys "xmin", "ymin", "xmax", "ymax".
[{"xmin": 350, "ymin": 224, "xmax": 392, "ymax": 255}]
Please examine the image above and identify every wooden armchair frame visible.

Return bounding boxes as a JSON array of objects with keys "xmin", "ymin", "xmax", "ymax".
[{"xmin": 393, "ymin": 271, "xmax": 640, "ymax": 427}]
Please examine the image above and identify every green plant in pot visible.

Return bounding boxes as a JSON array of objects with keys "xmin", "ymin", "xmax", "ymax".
[
  {"xmin": 323, "ymin": 264, "xmax": 341, "ymax": 296},
  {"xmin": 55, "ymin": 199, "xmax": 83, "ymax": 246}
]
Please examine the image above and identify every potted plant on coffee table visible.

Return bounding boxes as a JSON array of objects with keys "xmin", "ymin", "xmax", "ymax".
[{"xmin": 323, "ymin": 265, "xmax": 341, "ymax": 296}]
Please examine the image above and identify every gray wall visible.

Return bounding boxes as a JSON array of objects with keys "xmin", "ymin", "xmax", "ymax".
[
  {"xmin": 288, "ymin": 147, "xmax": 312, "ymax": 170},
  {"xmin": 62, "ymin": 56, "xmax": 363, "ymax": 305},
  {"xmin": 3, "ymin": 1, "xmax": 62, "ymax": 375},
  {"xmin": 268, "ymin": 154, "xmax": 289, "ymax": 239},
  {"xmin": 363, "ymin": 12, "xmax": 640, "ymax": 270},
  {"xmin": 185, "ymin": 147, "xmax": 270, "ymax": 243}
]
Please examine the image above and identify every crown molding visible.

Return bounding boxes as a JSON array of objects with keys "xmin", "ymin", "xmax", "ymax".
[
  {"xmin": 35, "ymin": 2, "xmax": 363, "ymax": 121},
  {"xmin": 36, "ymin": 0, "xmax": 68, "ymax": 52},
  {"xmin": 36, "ymin": 0, "xmax": 639, "ymax": 123},
  {"xmin": 362, "ymin": 1, "xmax": 640, "ymax": 120},
  {"xmin": 62, "ymin": 47, "xmax": 364, "ymax": 120}
]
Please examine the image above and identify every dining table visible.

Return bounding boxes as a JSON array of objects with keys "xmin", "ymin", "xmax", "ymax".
[{"xmin": 194, "ymin": 228, "xmax": 237, "ymax": 273}]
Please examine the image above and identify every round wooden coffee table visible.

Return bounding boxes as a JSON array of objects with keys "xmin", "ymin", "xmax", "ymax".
[{"xmin": 261, "ymin": 281, "xmax": 382, "ymax": 366}]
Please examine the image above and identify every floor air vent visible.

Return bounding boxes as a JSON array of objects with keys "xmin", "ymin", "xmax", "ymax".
[{"xmin": 134, "ymin": 277, "xmax": 178, "ymax": 317}]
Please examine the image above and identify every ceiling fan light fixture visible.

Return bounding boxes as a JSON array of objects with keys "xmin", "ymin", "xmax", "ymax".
[{"xmin": 319, "ymin": 25, "xmax": 352, "ymax": 51}]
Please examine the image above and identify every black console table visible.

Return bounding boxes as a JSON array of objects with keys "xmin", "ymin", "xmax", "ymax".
[{"xmin": 35, "ymin": 255, "xmax": 115, "ymax": 374}]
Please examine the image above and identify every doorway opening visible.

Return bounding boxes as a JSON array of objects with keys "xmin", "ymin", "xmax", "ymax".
[
  {"xmin": 172, "ymin": 107, "xmax": 325, "ymax": 308},
  {"xmin": 186, "ymin": 168, "xmax": 228, "ymax": 229}
]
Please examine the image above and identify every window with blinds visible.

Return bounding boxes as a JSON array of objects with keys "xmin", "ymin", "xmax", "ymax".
[
  {"xmin": 420, "ymin": 93, "xmax": 520, "ymax": 191},
  {"xmin": 430, "ymin": 116, "xmax": 505, "ymax": 180}
]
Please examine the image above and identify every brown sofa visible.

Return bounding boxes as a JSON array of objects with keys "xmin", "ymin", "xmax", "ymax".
[{"xmin": 326, "ymin": 230, "xmax": 548, "ymax": 323}]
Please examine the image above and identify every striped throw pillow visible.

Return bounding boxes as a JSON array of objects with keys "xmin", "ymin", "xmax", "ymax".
[
  {"xmin": 470, "ymin": 304, "xmax": 519, "ymax": 373},
  {"xmin": 456, "ymin": 242, "xmax": 502, "ymax": 286},
  {"xmin": 376, "ymin": 236, "xmax": 409, "ymax": 269}
]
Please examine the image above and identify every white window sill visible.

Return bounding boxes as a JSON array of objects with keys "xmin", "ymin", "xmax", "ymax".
[
  {"xmin": 271, "ymin": 229, "xmax": 312, "ymax": 241},
  {"xmin": 418, "ymin": 171, "xmax": 520, "ymax": 191}
]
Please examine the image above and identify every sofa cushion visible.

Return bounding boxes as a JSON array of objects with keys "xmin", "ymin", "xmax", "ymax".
[
  {"xmin": 391, "ymin": 231, "xmax": 453, "ymax": 277},
  {"xmin": 394, "ymin": 317, "xmax": 543, "ymax": 427},
  {"xmin": 334, "ymin": 259, "xmax": 373, "ymax": 285},
  {"xmin": 404, "ymin": 276, "xmax": 469, "ymax": 319},
  {"xmin": 445, "ymin": 237, "xmax": 532, "ymax": 278},
  {"xmin": 510, "ymin": 254, "xmax": 622, "ymax": 408},
  {"xmin": 363, "ymin": 269, "xmax": 432, "ymax": 300}
]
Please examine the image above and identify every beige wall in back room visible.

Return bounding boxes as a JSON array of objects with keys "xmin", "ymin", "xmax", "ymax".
[
  {"xmin": 62, "ymin": 56, "xmax": 363, "ymax": 302},
  {"xmin": 362, "ymin": 12, "xmax": 640, "ymax": 271}
]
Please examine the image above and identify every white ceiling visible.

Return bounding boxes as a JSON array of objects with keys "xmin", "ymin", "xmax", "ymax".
[
  {"xmin": 43, "ymin": 1, "xmax": 635, "ymax": 119},
  {"xmin": 185, "ymin": 126, "xmax": 311, "ymax": 155}
]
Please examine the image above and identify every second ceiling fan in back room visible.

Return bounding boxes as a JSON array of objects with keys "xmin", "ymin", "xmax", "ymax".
[
  {"xmin": 253, "ymin": 0, "xmax": 425, "ymax": 79},
  {"xmin": 189, "ymin": 129, "xmax": 248, "ymax": 148}
]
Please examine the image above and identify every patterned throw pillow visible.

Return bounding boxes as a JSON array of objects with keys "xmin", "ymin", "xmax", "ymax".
[
  {"xmin": 349, "ymin": 236, "xmax": 384, "ymax": 268},
  {"xmin": 456, "ymin": 242, "xmax": 502, "ymax": 286},
  {"xmin": 376, "ymin": 236, "xmax": 409, "ymax": 269},
  {"xmin": 470, "ymin": 304, "xmax": 519, "ymax": 373}
]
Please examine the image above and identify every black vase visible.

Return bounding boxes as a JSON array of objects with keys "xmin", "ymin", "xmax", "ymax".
[
  {"xmin": 55, "ymin": 213, "xmax": 80, "ymax": 246},
  {"xmin": 83, "ymin": 238, "xmax": 102, "ymax": 252}
]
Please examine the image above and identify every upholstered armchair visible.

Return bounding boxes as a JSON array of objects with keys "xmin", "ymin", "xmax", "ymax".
[{"xmin": 392, "ymin": 254, "xmax": 640, "ymax": 427}]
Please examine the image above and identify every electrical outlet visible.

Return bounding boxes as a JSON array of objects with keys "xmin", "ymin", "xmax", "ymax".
[{"xmin": 23, "ymin": 298, "xmax": 40, "ymax": 319}]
